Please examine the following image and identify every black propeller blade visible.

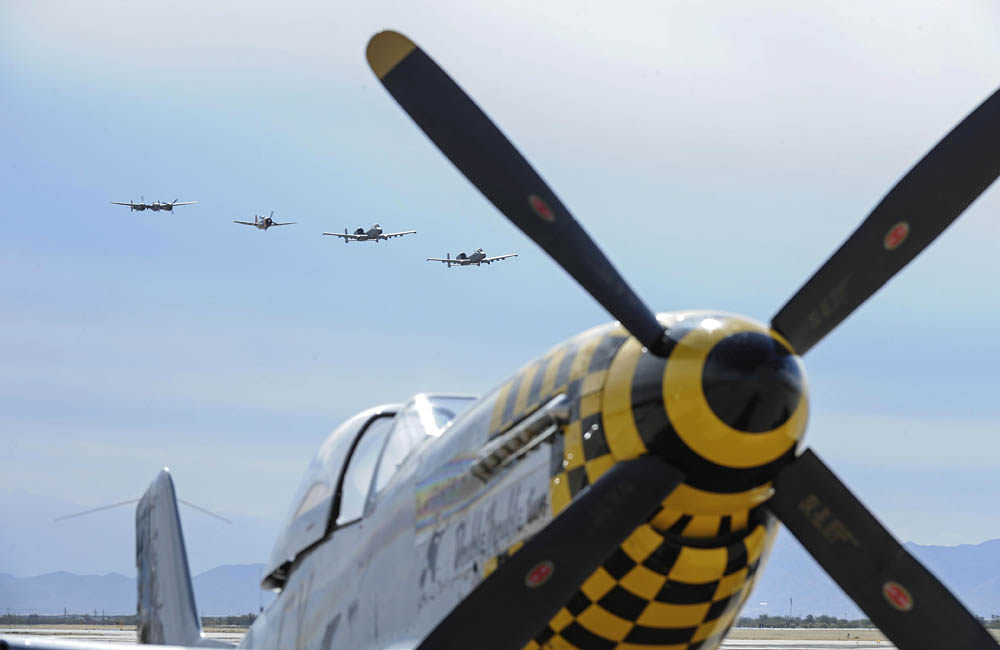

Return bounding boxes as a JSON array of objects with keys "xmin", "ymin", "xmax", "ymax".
[
  {"xmin": 772, "ymin": 87, "xmax": 1000, "ymax": 355},
  {"xmin": 416, "ymin": 455, "xmax": 684, "ymax": 650},
  {"xmin": 767, "ymin": 449, "xmax": 997, "ymax": 649},
  {"xmin": 366, "ymin": 31, "xmax": 669, "ymax": 355}
]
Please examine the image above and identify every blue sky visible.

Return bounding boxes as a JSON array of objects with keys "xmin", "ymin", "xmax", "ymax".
[{"xmin": 2, "ymin": 0, "xmax": 1000, "ymax": 578}]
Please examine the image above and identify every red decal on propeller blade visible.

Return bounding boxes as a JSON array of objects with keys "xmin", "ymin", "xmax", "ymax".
[
  {"xmin": 882, "ymin": 580, "xmax": 913, "ymax": 612},
  {"xmin": 525, "ymin": 560, "xmax": 554, "ymax": 588},
  {"xmin": 528, "ymin": 194, "xmax": 555, "ymax": 222},
  {"xmin": 883, "ymin": 221, "xmax": 910, "ymax": 251}
]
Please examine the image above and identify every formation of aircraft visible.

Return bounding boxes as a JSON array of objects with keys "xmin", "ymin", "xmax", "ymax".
[
  {"xmin": 323, "ymin": 223, "xmax": 417, "ymax": 242},
  {"xmin": 110, "ymin": 201, "xmax": 504, "ymax": 262},
  {"xmin": 233, "ymin": 212, "xmax": 296, "ymax": 230},
  {"xmin": 110, "ymin": 197, "xmax": 198, "ymax": 212},
  {"xmin": 14, "ymin": 26, "xmax": 1000, "ymax": 650},
  {"xmin": 426, "ymin": 248, "xmax": 517, "ymax": 267}
]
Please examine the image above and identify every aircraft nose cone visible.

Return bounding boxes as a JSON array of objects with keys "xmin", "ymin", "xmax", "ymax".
[{"xmin": 701, "ymin": 331, "xmax": 803, "ymax": 433}]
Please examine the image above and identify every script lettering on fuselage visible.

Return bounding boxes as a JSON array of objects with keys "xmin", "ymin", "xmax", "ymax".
[
  {"xmin": 414, "ymin": 443, "xmax": 551, "ymax": 611},
  {"xmin": 453, "ymin": 483, "xmax": 548, "ymax": 570}
]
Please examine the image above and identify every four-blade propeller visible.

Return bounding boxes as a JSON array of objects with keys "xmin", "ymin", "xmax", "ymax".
[{"xmin": 367, "ymin": 29, "xmax": 1000, "ymax": 650}]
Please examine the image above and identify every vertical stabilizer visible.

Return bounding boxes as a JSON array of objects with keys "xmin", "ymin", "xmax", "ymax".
[{"xmin": 136, "ymin": 469, "xmax": 231, "ymax": 647}]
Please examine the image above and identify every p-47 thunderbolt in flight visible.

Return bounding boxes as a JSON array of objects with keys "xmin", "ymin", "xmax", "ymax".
[
  {"xmin": 427, "ymin": 248, "xmax": 517, "ymax": 267},
  {"xmin": 111, "ymin": 197, "xmax": 198, "ymax": 212},
  {"xmin": 233, "ymin": 211, "xmax": 296, "ymax": 230},
  {"xmin": 323, "ymin": 223, "xmax": 417, "ymax": 242}
]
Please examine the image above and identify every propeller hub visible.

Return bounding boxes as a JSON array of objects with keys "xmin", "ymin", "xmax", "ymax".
[
  {"xmin": 701, "ymin": 331, "xmax": 803, "ymax": 433},
  {"xmin": 601, "ymin": 312, "xmax": 808, "ymax": 513}
]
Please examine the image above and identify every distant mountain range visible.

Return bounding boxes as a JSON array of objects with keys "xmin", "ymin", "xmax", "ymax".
[
  {"xmin": 739, "ymin": 531, "xmax": 1000, "ymax": 618},
  {"xmin": 0, "ymin": 564, "xmax": 271, "ymax": 616},
  {"xmin": 4, "ymin": 535, "xmax": 1000, "ymax": 617}
]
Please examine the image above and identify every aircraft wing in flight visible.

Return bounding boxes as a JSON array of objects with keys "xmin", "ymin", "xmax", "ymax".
[
  {"xmin": 323, "ymin": 231, "xmax": 359, "ymax": 239},
  {"xmin": 381, "ymin": 230, "xmax": 416, "ymax": 239},
  {"xmin": 484, "ymin": 253, "xmax": 517, "ymax": 263},
  {"xmin": 233, "ymin": 220, "xmax": 257, "ymax": 226}
]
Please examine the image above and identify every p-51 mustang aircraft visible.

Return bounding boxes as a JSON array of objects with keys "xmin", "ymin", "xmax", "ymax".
[
  {"xmin": 233, "ymin": 212, "xmax": 296, "ymax": 230},
  {"xmin": 8, "ymin": 30, "xmax": 1000, "ymax": 650},
  {"xmin": 111, "ymin": 197, "xmax": 198, "ymax": 212},
  {"xmin": 323, "ymin": 223, "xmax": 417, "ymax": 242},
  {"xmin": 427, "ymin": 248, "xmax": 517, "ymax": 267}
]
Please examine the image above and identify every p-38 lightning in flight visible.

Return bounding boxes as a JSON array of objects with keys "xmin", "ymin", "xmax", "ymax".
[
  {"xmin": 323, "ymin": 223, "xmax": 417, "ymax": 242},
  {"xmin": 8, "ymin": 30, "xmax": 1000, "ymax": 650},
  {"xmin": 234, "ymin": 212, "xmax": 296, "ymax": 230},
  {"xmin": 111, "ymin": 197, "xmax": 198, "ymax": 212},
  {"xmin": 427, "ymin": 248, "xmax": 517, "ymax": 267}
]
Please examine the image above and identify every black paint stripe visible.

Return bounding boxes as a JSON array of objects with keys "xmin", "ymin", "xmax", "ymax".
[
  {"xmin": 565, "ymin": 377, "xmax": 585, "ymax": 403},
  {"xmin": 535, "ymin": 626, "xmax": 555, "ymax": 644},
  {"xmin": 566, "ymin": 591, "xmax": 592, "ymax": 616},
  {"xmin": 500, "ymin": 372, "xmax": 525, "ymax": 427},
  {"xmin": 724, "ymin": 540, "xmax": 748, "ymax": 575},
  {"xmin": 666, "ymin": 514, "xmax": 692, "ymax": 536},
  {"xmin": 703, "ymin": 594, "xmax": 733, "ymax": 622},
  {"xmin": 553, "ymin": 342, "xmax": 579, "ymax": 389},
  {"xmin": 641, "ymin": 541, "xmax": 681, "ymax": 575},
  {"xmin": 567, "ymin": 466, "xmax": 589, "ymax": 497},
  {"xmin": 597, "ymin": 585, "xmax": 648, "ymax": 621},
  {"xmin": 525, "ymin": 358, "xmax": 549, "ymax": 408},
  {"xmin": 588, "ymin": 334, "xmax": 628, "ymax": 373},
  {"xmin": 624, "ymin": 624, "xmax": 697, "ymax": 645},
  {"xmin": 580, "ymin": 413, "xmax": 610, "ymax": 461},
  {"xmin": 560, "ymin": 621, "xmax": 617, "ymax": 650},
  {"xmin": 654, "ymin": 579, "xmax": 718, "ymax": 604},
  {"xmin": 602, "ymin": 548, "xmax": 637, "ymax": 580},
  {"xmin": 718, "ymin": 515, "xmax": 732, "ymax": 536}
]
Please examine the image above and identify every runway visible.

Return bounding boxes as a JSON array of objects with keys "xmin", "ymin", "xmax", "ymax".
[
  {"xmin": 721, "ymin": 642, "xmax": 891, "ymax": 649},
  {"xmin": 0, "ymin": 628, "xmax": 897, "ymax": 649},
  {"xmin": 0, "ymin": 628, "xmax": 245, "ymax": 645}
]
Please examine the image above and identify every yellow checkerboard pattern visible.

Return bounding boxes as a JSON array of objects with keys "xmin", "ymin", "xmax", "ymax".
[{"xmin": 524, "ymin": 516, "xmax": 776, "ymax": 650}]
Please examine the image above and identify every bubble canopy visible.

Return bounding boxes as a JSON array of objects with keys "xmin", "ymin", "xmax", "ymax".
[{"xmin": 264, "ymin": 394, "xmax": 475, "ymax": 587}]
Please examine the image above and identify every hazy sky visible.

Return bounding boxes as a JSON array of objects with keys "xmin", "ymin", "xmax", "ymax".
[{"xmin": 2, "ymin": 0, "xmax": 1000, "ymax": 581}]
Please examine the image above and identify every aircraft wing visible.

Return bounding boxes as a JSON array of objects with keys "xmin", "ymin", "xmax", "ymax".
[
  {"xmin": 171, "ymin": 202, "xmax": 198, "ymax": 206},
  {"xmin": 233, "ymin": 220, "xmax": 257, "ymax": 226},
  {"xmin": 426, "ymin": 257, "xmax": 455, "ymax": 263},
  {"xmin": 110, "ymin": 201, "xmax": 135, "ymax": 206},
  {"xmin": 484, "ymin": 253, "xmax": 517, "ymax": 263},
  {"xmin": 381, "ymin": 230, "xmax": 417, "ymax": 239},
  {"xmin": 0, "ymin": 637, "xmax": 234, "ymax": 650},
  {"xmin": 272, "ymin": 221, "xmax": 296, "ymax": 226},
  {"xmin": 324, "ymin": 231, "xmax": 360, "ymax": 239}
]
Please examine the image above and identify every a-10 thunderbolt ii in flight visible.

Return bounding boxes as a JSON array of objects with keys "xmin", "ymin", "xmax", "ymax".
[
  {"xmin": 233, "ymin": 211, "xmax": 296, "ymax": 230},
  {"xmin": 323, "ymin": 223, "xmax": 417, "ymax": 242},
  {"xmin": 426, "ymin": 248, "xmax": 517, "ymax": 267},
  {"xmin": 7, "ymin": 30, "xmax": 1000, "ymax": 650},
  {"xmin": 111, "ymin": 197, "xmax": 198, "ymax": 212}
]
